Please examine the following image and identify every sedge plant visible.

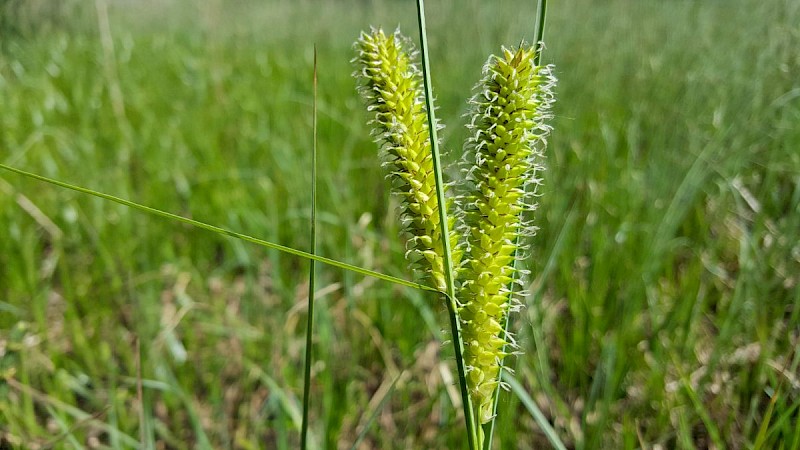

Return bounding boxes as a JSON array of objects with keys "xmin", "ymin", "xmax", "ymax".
[
  {"xmin": 0, "ymin": 2, "xmax": 558, "ymax": 448},
  {"xmin": 353, "ymin": 21, "xmax": 477, "ymax": 447},
  {"xmin": 353, "ymin": 3, "xmax": 556, "ymax": 447}
]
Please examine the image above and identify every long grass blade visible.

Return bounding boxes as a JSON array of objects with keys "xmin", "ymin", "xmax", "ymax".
[
  {"xmin": 348, "ymin": 371, "xmax": 404, "ymax": 450},
  {"xmin": 0, "ymin": 163, "xmax": 439, "ymax": 295},
  {"xmin": 414, "ymin": 1, "xmax": 477, "ymax": 448},
  {"xmin": 4, "ymin": 378, "xmax": 139, "ymax": 447},
  {"xmin": 300, "ymin": 45, "xmax": 319, "ymax": 450},
  {"xmin": 750, "ymin": 350, "xmax": 793, "ymax": 449},
  {"xmin": 243, "ymin": 358, "xmax": 303, "ymax": 431},
  {"xmin": 502, "ymin": 372, "xmax": 567, "ymax": 450},
  {"xmin": 752, "ymin": 387, "xmax": 779, "ymax": 450},
  {"xmin": 679, "ymin": 373, "xmax": 724, "ymax": 448}
]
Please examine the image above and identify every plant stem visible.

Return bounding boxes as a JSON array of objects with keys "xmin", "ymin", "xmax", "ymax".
[
  {"xmin": 414, "ymin": 1, "xmax": 478, "ymax": 449},
  {"xmin": 300, "ymin": 45, "xmax": 318, "ymax": 450},
  {"xmin": 534, "ymin": 0, "xmax": 548, "ymax": 65}
]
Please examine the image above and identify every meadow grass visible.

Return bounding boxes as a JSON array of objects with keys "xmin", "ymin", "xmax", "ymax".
[{"xmin": 1, "ymin": 0, "xmax": 799, "ymax": 448}]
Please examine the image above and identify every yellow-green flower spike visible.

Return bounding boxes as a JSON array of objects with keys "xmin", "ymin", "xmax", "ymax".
[
  {"xmin": 457, "ymin": 45, "xmax": 556, "ymax": 424},
  {"xmin": 354, "ymin": 28, "xmax": 459, "ymax": 291}
]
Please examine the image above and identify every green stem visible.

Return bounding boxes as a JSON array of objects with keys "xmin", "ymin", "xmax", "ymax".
[
  {"xmin": 414, "ymin": 1, "xmax": 478, "ymax": 449},
  {"xmin": 300, "ymin": 45, "xmax": 318, "ymax": 450},
  {"xmin": 534, "ymin": 0, "xmax": 548, "ymax": 65}
]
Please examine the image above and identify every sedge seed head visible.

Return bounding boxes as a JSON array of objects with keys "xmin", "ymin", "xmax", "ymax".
[
  {"xmin": 456, "ymin": 44, "xmax": 556, "ymax": 424},
  {"xmin": 354, "ymin": 28, "xmax": 458, "ymax": 291}
]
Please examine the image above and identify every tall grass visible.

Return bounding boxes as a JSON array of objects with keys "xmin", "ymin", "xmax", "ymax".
[{"xmin": 1, "ymin": 0, "xmax": 798, "ymax": 448}]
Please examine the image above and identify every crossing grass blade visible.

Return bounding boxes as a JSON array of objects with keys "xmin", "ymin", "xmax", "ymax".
[{"xmin": 0, "ymin": 163, "xmax": 439, "ymax": 295}]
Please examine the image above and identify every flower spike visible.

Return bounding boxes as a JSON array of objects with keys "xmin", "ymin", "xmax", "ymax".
[
  {"xmin": 456, "ymin": 44, "xmax": 556, "ymax": 424},
  {"xmin": 354, "ymin": 28, "xmax": 459, "ymax": 291}
]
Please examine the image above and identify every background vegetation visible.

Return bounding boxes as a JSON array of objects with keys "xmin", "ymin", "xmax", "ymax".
[{"xmin": 1, "ymin": 0, "xmax": 798, "ymax": 448}]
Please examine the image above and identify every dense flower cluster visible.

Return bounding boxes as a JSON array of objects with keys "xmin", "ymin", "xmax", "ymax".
[
  {"xmin": 355, "ymin": 30, "xmax": 556, "ymax": 427},
  {"xmin": 457, "ymin": 45, "xmax": 555, "ymax": 424},
  {"xmin": 354, "ymin": 29, "xmax": 458, "ymax": 291}
]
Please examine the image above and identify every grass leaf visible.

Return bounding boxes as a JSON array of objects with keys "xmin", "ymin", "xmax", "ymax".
[
  {"xmin": 348, "ymin": 371, "xmax": 405, "ymax": 450},
  {"xmin": 503, "ymin": 372, "xmax": 567, "ymax": 450},
  {"xmin": 300, "ymin": 44, "xmax": 319, "ymax": 450},
  {"xmin": 0, "ymin": 163, "xmax": 438, "ymax": 295}
]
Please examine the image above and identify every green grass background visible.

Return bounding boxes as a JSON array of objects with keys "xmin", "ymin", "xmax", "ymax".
[{"xmin": 1, "ymin": 0, "xmax": 799, "ymax": 448}]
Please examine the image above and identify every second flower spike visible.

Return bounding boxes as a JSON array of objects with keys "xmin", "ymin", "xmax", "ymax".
[{"xmin": 456, "ymin": 45, "xmax": 556, "ymax": 424}]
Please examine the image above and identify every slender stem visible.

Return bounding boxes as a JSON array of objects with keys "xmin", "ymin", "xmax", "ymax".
[
  {"xmin": 534, "ymin": 0, "xmax": 548, "ymax": 65},
  {"xmin": 135, "ymin": 338, "xmax": 147, "ymax": 447},
  {"xmin": 0, "ymin": 163, "xmax": 439, "ymax": 295},
  {"xmin": 300, "ymin": 45, "xmax": 318, "ymax": 450},
  {"xmin": 414, "ymin": 1, "xmax": 477, "ymax": 449},
  {"xmin": 483, "ymin": 1, "xmax": 549, "ymax": 448}
]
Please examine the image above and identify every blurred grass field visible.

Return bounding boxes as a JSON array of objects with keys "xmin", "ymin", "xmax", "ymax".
[{"xmin": 1, "ymin": 0, "xmax": 799, "ymax": 448}]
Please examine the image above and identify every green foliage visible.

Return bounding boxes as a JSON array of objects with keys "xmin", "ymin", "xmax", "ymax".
[
  {"xmin": 0, "ymin": 0, "xmax": 798, "ymax": 448},
  {"xmin": 0, "ymin": 0, "xmax": 84, "ymax": 39}
]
